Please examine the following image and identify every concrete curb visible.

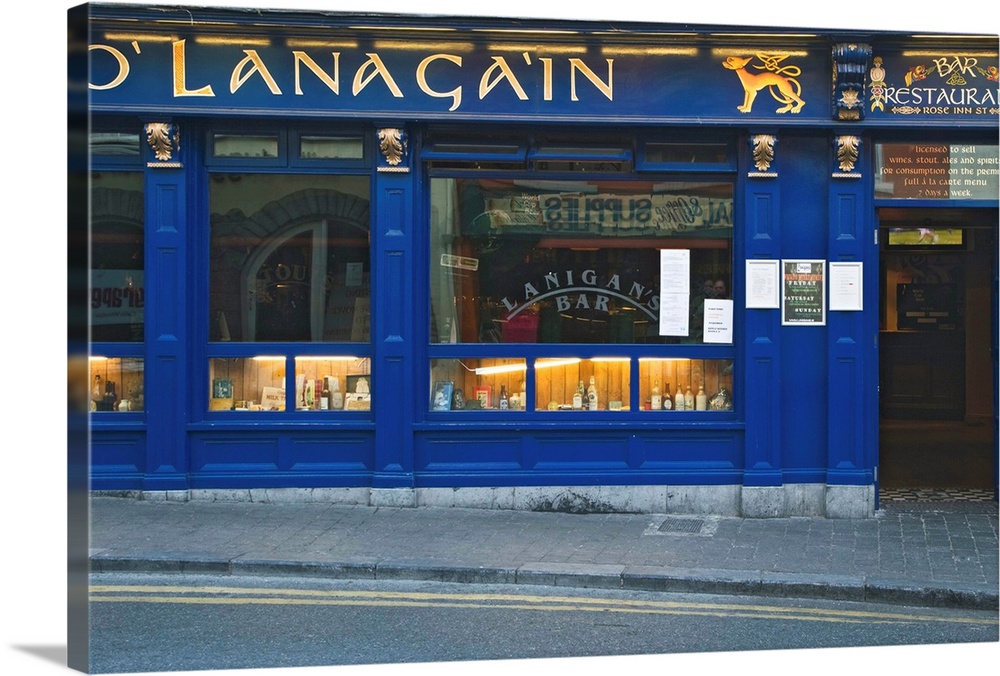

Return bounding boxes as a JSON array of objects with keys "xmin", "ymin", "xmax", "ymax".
[{"xmin": 89, "ymin": 553, "xmax": 999, "ymax": 611}]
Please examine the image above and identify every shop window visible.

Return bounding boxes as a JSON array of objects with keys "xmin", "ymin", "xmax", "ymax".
[
  {"xmin": 297, "ymin": 135, "xmax": 365, "ymax": 160},
  {"xmin": 208, "ymin": 357, "xmax": 286, "ymax": 411},
  {"xmin": 90, "ymin": 132, "xmax": 141, "ymax": 157},
  {"xmin": 212, "ymin": 133, "xmax": 281, "ymax": 159},
  {"xmin": 534, "ymin": 357, "xmax": 631, "ymax": 411},
  {"xmin": 430, "ymin": 358, "xmax": 528, "ymax": 411},
  {"xmin": 638, "ymin": 358, "xmax": 734, "ymax": 411},
  {"xmin": 429, "ymin": 177, "xmax": 733, "ymax": 345},
  {"xmin": 638, "ymin": 141, "xmax": 734, "ymax": 171},
  {"xmin": 294, "ymin": 357, "xmax": 372, "ymax": 411},
  {"xmin": 89, "ymin": 357, "xmax": 144, "ymax": 412},
  {"xmin": 207, "ymin": 356, "xmax": 372, "ymax": 412},
  {"xmin": 209, "ymin": 174, "xmax": 371, "ymax": 343},
  {"xmin": 91, "ymin": 171, "xmax": 145, "ymax": 342}
]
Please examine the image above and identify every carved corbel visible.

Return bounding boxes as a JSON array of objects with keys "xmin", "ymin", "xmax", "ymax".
[
  {"xmin": 145, "ymin": 122, "xmax": 181, "ymax": 168},
  {"xmin": 376, "ymin": 127, "xmax": 410, "ymax": 173},
  {"xmin": 748, "ymin": 134, "xmax": 777, "ymax": 178},
  {"xmin": 833, "ymin": 135, "xmax": 862, "ymax": 178},
  {"xmin": 832, "ymin": 43, "xmax": 872, "ymax": 121}
]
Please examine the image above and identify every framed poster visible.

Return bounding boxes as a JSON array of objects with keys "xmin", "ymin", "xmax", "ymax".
[
  {"xmin": 473, "ymin": 385, "xmax": 492, "ymax": 409},
  {"xmin": 829, "ymin": 262, "xmax": 863, "ymax": 311},
  {"xmin": 781, "ymin": 260, "xmax": 826, "ymax": 326},
  {"xmin": 745, "ymin": 259, "xmax": 780, "ymax": 309}
]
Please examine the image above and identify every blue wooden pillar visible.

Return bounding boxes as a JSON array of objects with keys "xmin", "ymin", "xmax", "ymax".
[
  {"xmin": 371, "ymin": 126, "xmax": 416, "ymax": 489},
  {"xmin": 141, "ymin": 121, "xmax": 189, "ymax": 490},
  {"xmin": 742, "ymin": 131, "xmax": 784, "ymax": 490},
  {"xmin": 826, "ymin": 133, "xmax": 876, "ymax": 509},
  {"xmin": 826, "ymin": 43, "xmax": 877, "ymax": 516}
]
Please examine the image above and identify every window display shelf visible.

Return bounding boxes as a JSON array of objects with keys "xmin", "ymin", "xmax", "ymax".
[
  {"xmin": 208, "ymin": 356, "xmax": 371, "ymax": 412},
  {"xmin": 428, "ymin": 357, "xmax": 734, "ymax": 413}
]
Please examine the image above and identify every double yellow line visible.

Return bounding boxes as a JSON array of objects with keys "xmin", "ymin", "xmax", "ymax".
[{"xmin": 90, "ymin": 585, "xmax": 995, "ymax": 626}]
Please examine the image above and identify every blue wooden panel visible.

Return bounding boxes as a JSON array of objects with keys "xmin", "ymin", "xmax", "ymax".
[
  {"xmin": 415, "ymin": 435, "xmax": 525, "ymax": 472},
  {"xmin": 636, "ymin": 432, "xmax": 741, "ymax": 469},
  {"xmin": 191, "ymin": 436, "xmax": 282, "ymax": 472},
  {"xmin": 91, "ymin": 431, "xmax": 147, "ymax": 488},
  {"xmin": 287, "ymin": 435, "xmax": 375, "ymax": 472},
  {"xmin": 528, "ymin": 435, "xmax": 632, "ymax": 471}
]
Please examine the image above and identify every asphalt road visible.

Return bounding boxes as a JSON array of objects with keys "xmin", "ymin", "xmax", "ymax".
[{"xmin": 86, "ymin": 572, "xmax": 999, "ymax": 674}]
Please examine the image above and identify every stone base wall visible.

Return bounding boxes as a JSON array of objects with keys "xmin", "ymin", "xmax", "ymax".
[{"xmin": 96, "ymin": 483, "xmax": 876, "ymax": 518}]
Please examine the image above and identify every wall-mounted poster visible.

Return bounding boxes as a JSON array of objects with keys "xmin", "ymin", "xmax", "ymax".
[
  {"xmin": 782, "ymin": 260, "xmax": 826, "ymax": 326},
  {"xmin": 745, "ymin": 259, "xmax": 780, "ymax": 309}
]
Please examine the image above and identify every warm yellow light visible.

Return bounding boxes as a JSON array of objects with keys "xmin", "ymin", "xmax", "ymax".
[
  {"xmin": 373, "ymin": 40, "xmax": 476, "ymax": 52},
  {"xmin": 600, "ymin": 46, "xmax": 698, "ymax": 56},
  {"xmin": 195, "ymin": 36, "xmax": 272, "ymax": 46},
  {"xmin": 295, "ymin": 356, "xmax": 359, "ymax": 361},
  {"xmin": 535, "ymin": 358, "xmax": 583, "ymax": 369},
  {"xmin": 103, "ymin": 33, "xmax": 178, "ymax": 42},
  {"xmin": 474, "ymin": 362, "xmax": 528, "ymax": 376},
  {"xmin": 89, "ymin": 355, "xmax": 109, "ymax": 362},
  {"xmin": 252, "ymin": 356, "xmax": 286, "ymax": 361},
  {"xmin": 285, "ymin": 39, "xmax": 360, "ymax": 49},
  {"xmin": 486, "ymin": 43, "xmax": 588, "ymax": 54}
]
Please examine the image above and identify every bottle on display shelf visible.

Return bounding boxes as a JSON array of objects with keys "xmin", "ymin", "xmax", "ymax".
[
  {"xmin": 330, "ymin": 376, "xmax": 343, "ymax": 410},
  {"xmin": 320, "ymin": 378, "xmax": 330, "ymax": 410},
  {"xmin": 650, "ymin": 379, "xmax": 662, "ymax": 410},
  {"xmin": 696, "ymin": 384, "xmax": 708, "ymax": 411},
  {"xmin": 685, "ymin": 384, "xmax": 694, "ymax": 410},
  {"xmin": 674, "ymin": 383, "xmax": 685, "ymax": 411},
  {"xmin": 573, "ymin": 380, "xmax": 584, "ymax": 409},
  {"xmin": 663, "ymin": 382, "xmax": 673, "ymax": 410},
  {"xmin": 587, "ymin": 376, "xmax": 598, "ymax": 411},
  {"xmin": 304, "ymin": 378, "xmax": 314, "ymax": 409},
  {"xmin": 499, "ymin": 384, "xmax": 509, "ymax": 410}
]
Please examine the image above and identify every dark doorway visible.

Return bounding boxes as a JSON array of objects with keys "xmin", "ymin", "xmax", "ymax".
[{"xmin": 878, "ymin": 208, "xmax": 998, "ymax": 496}]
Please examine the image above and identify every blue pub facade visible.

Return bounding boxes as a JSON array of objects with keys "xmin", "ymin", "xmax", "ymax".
[{"xmin": 80, "ymin": 3, "xmax": 999, "ymax": 517}]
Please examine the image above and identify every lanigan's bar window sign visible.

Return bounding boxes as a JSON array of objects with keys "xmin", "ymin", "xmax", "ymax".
[{"xmin": 79, "ymin": 2, "xmax": 998, "ymax": 528}]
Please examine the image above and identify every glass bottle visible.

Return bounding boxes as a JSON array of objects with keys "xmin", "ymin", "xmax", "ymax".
[
  {"xmin": 696, "ymin": 384, "xmax": 708, "ymax": 411},
  {"xmin": 662, "ymin": 382, "xmax": 673, "ymax": 410},
  {"xmin": 685, "ymin": 384, "xmax": 694, "ymax": 410},
  {"xmin": 320, "ymin": 378, "xmax": 330, "ymax": 410},
  {"xmin": 650, "ymin": 379, "xmax": 662, "ymax": 410},
  {"xmin": 587, "ymin": 376, "xmax": 598, "ymax": 411},
  {"xmin": 330, "ymin": 376, "xmax": 343, "ymax": 410},
  {"xmin": 674, "ymin": 383, "xmax": 684, "ymax": 411},
  {"xmin": 573, "ymin": 380, "xmax": 584, "ymax": 409},
  {"xmin": 499, "ymin": 384, "xmax": 509, "ymax": 410}
]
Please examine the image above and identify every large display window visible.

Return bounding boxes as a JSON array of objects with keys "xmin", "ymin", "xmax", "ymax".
[
  {"xmin": 90, "ymin": 126, "xmax": 145, "ymax": 416},
  {"xmin": 208, "ymin": 172, "xmax": 372, "ymax": 414},
  {"xmin": 429, "ymin": 177, "xmax": 733, "ymax": 345},
  {"xmin": 428, "ymin": 174, "xmax": 736, "ymax": 414}
]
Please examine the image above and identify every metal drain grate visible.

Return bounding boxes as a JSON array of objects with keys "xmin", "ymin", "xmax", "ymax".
[{"xmin": 658, "ymin": 517, "xmax": 706, "ymax": 534}]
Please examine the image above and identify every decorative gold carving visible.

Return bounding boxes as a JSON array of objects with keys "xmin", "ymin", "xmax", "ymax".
[
  {"xmin": 145, "ymin": 122, "xmax": 179, "ymax": 162},
  {"xmin": 835, "ymin": 135, "xmax": 860, "ymax": 173},
  {"xmin": 751, "ymin": 134, "xmax": 776, "ymax": 173},
  {"xmin": 377, "ymin": 128, "xmax": 406, "ymax": 166}
]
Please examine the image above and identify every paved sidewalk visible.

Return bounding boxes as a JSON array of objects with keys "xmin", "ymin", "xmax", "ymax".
[{"xmin": 88, "ymin": 496, "xmax": 999, "ymax": 610}]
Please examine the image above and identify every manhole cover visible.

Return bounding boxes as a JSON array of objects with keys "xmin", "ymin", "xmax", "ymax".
[{"xmin": 658, "ymin": 517, "xmax": 705, "ymax": 534}]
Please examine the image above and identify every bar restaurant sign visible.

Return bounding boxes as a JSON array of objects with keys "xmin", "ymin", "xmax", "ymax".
[{"xmin": 868, "ymin": 49, "xmax": 999, "ymax": 120}]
